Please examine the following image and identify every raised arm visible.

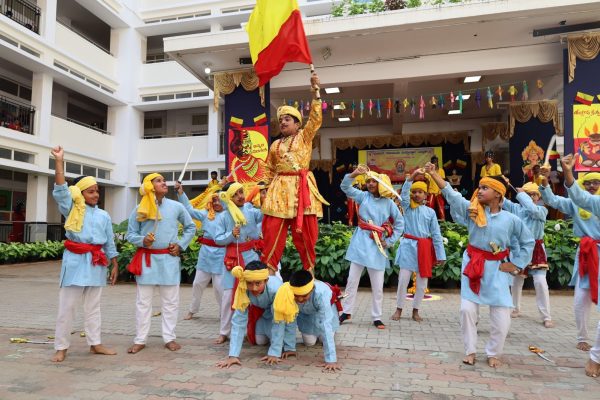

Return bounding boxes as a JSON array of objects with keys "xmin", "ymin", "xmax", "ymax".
[
  {"xmin": 175, "ymin": 183, "xmax": 206, "ymax": 221},
  {"xmin": 562, "ymin": 154, "xmax": 600, "ymax": 216},
  {"xmin": 51, "ymin": 145, "xmax": 66, "ymax": 186},
  {"xmin": 341, "ymin": 167, "xmax": 368, "ymax": 203},
  {"xmin": 515, "ymin": 192, "xmax": 548, "ymax": 221},
  {"xmin": 300, "ymin": 73, "xmax": 323, "ymax": 145}
]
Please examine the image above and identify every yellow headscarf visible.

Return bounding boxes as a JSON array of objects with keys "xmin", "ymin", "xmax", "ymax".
[
  {"xmin": 137, "ymin": 173, "xmax": 162, "ymax": 222},
  {"xmin": 64, "ymin": 176, "xmax": 97, "ymax": 232},
  {"xmin": 205, "ymin": 193, "xmax": 220, "ymax": 221},
  {"xmin": 231, "ymin": 266, "xmax": 270, "ymax": 311},
  {"xmin": 273, "ymin": 279, "xmax": 315, "ymax": 323},
  {"xmin": 578, "ymin": 172, "xmax": 600, "ymax": 220},
  {"xmin": 219, "ymin": 182, "xmax": 247, "ymax": 225},
  {"xmin": 469, "ymin": 177, "xmax": 507, "ymax": 227},
  {"xmin": 245, "ymin": 183, "xmax": 267, "ymax": 208},
  {"xmin": 522, "ymin": 182, "xmax": 540, "ymax": 196},
  {"xmin": 410, "ymin": 181, "xmax": 428, "ymax": 209},
  {"xmin": 365, "ymin": 171, "xmax": 394, "ymax": 199},
  {"xmin": 277, "ymin": 105, "xmax": 302, "ymax": 125}
]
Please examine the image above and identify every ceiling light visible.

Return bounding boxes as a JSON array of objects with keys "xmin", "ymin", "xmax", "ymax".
[
  {"xmin": 463, "ymin": 76, "xmax": 481, "ymax": 83},
  {"xmin": 204, "ymin": 66, "xmax": 211, "ymax": 74},
  {"xmin": 338, "ymin": 117, "xmax": 351, "ymax": 122},
  {"xmin": 461, "ymin": 94, "xmax": 471, "ymax": 100},
  {"xmin": 333, "ymin": 105, "xmax": 341, "ymax": 110},
  {"xmin": 203, "ymin": 62, "xmax": 212, "ymax": 75},
  {"xmin": 324, "ymin": 87, "xmax": 340, "ymax": 94},
  {"xmin": 448, "ymin": 110, "xmax": 461, "ymax": 115}
]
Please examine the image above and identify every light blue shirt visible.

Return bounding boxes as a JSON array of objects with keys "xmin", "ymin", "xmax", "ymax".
[
  {"xmin": 126, "ymin": 198, "xmax": 196, "ymax": 285},
  {"xmin": 395, "ymin": 180, "xmax": 446, "ymax": 271},
  {"xmin": 441, "ymin": 185, "xmax": 534, "ymax": 307},
  {"xmin": 228, "ymin": 276, "xmax": 297, "ymax": 358},
  {"xmin": 52, "ymin": 183, "xmax": 118, "ymax": 287},
  {"xmin": 502, "ymin": 192, "xmax": 548, "ymax": 276},
  {"xmin": 540, "ymin": 183, "xmax": 600, "ymax": 289},
  {"xmin": 296, "ymin": 281, "xmax": 339, "ymax": 363},
  {"xmin": 177, "ymin": 192, "xmax": 225, "ymax": 275},
  {"xmin": 214, "ymin": 203, "xmax": 263, "ymax": 290},
  {"xmin": 341, "ymin": 174, "xmax": 404, "ymax": 270}
]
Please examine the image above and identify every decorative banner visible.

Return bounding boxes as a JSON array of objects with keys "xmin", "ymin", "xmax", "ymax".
[
  {"xmin": 357, "ymin": 147, "xmax": 443, "ymax": 183},
  {"xmin": 573, "ymin": 104, "xmax": 600, "ymax": 171},
  {"xmin": 509, "ymin": 117, "xmax": 556, "ymax": 186},
  {"xmin": 228, "ymin": 125, "xmax": 269, "ymax": 183}
]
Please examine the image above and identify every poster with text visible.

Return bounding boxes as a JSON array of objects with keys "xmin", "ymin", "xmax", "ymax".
[
  {"xmin": 358, "ymin": 147, "xmax": 442, "ymax": 182},
  {"xmin": 227, "ymin": 124, "xmax": 269, "ymax": 183},
  {"xmin": 574, "ymin": 104, "xmax": 600, "ymax": 172}
]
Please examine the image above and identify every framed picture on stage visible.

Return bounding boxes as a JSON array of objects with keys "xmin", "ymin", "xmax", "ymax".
[
  {"xmin": 573, "ymin": 104, "xmax": 600, "ymax": 172},
  {"xmin": 357, "ymin": 147, "xmax": 443, "ymax": 182}
]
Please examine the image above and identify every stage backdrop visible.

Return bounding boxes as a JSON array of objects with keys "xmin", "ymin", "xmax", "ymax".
[
  {"xmin": 509, "ymin": 117, "xmax": 557, "ymax": 186},
  {"xmin": 563, "ymin": 36, "xmax": 600, "ymax": 174},
  {"xmin": 357, "ymin": 147, "xmax": 443, "ymax": 183},
  {"xmin": 223, "ymin": 77, "xmax": 271, "ymax": 184}
]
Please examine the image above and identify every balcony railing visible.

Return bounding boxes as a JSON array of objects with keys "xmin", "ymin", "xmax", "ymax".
[
  {"xmin": 52, "ymin": 114, "xmax": 109, "ymax": 135},
  {"xmin": 0, "ymin": 95, "xmax": 35, "ymax": 134},
  {"xmin": 1, "ymin": 0, "xmax": 41, "ymax": 34}
]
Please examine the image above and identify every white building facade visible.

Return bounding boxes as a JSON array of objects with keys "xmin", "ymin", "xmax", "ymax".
[{"xmin": 1, "ymin": 0, "xmax": 598, "ymax": 241}]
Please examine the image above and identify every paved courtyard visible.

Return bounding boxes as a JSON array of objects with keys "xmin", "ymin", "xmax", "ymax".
[{"xmin": 0, "ymin": 261, "xmax": 598, "ymax": 399}]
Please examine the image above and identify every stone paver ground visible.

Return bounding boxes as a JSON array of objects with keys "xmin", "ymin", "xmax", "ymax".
[{"xmin": 0, "ymin": 261, "xmax": 598, "ymax": 399}]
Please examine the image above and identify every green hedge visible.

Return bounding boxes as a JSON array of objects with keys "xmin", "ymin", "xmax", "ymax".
[{"xmin": 1, "ymin": 219, "xmax": 578, "ymax": 290}]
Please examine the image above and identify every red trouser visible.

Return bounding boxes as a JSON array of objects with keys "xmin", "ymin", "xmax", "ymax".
[
  {"xmin": 261, "ymin": 214, "xmax": 318, "ymax": 271},
  {"xmin": 427, "ymin": 193, "xmax": 446, "ymax": 220}
]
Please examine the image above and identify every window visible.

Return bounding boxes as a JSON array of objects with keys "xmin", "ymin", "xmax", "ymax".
[
  {"xmin": 191, "ymin": 114, "xmax": 207, "ymax": 125},
  {"xmin": 218, "ymin": 131, "xmax": 225, "ymax": 155},
  {"xmin": 158, "ymin": 171, "xmax": 174, "ymax": 181},
  {"xmin": 219, "ymin": 169, "xmax": 227, "ymax": 178},
  {"xmin": 13, "ymin": 151, "xmax": 32, "ymax": 163},
  {"xmin": 19, "ymin": 86, "xmax": 31, "ymax": 101},
  {"xmin": 82, "ymin": 165, "xmax": 96, "ymax": 176},
  {"xmin": 65, "ymin": 162, "xmax": 81, "ymax": 175},
  {"xmin": 142, "ymin": 96, "xmax": 158, "ymax": 102},
  {"xmin": 175, "ymin": 93, "xmax": 191, "ymax": 99},
  {"xmin": 49, "ymin": 158, "xmax": 55, "ymax": 170},
  {"xmin": 158, "ymin": 94, "xmax": 174, "ymax": 101},
  {"xmin": 191, "ymin": 170, "xmax": 208, "ymax": 180},
  {"xmin": 144, "ymin": 118, "xmax": 162, "ymax": 129},
  {"xmin": 0, "ymin": 77, "xmax": 18, "ymax": 96},
  {"xmin": 97, "ymin": 169, "xmax": 109, "ymax": 180},
  {"xmin": 0, "ymin": 148, "xmax": 11, "ymax": 159}
]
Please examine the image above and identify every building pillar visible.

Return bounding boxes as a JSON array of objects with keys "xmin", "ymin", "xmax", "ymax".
[
  {"xmin": 207, "ymin": 101, "xmax": 220, "ymax": 159},
  {"xmin": 37, "ymin": 0, "xmax": 57, "ymax": 42},
  {"xmin": 25, "ymin": 174, "xmax": 49, "ymax": 242},
  {"xmin": 30, "ymin": 73, "xmax": 53, "ymax": 143}
]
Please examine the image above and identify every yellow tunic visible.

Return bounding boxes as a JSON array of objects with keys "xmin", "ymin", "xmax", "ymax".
[
  {"xmin": 480, "ymin": 163, "xmax": 502, "ymax": 178},
  {"xmin": 426, "ymin": 168, "xmax": 445, "ymax": 195},
  {"xmin": 207, "ymin": 179, "xmax": 219, "ymax": 190},
  {"xmin": 262, "ymin": 99, "xmax": 328, "ymax": 219}
]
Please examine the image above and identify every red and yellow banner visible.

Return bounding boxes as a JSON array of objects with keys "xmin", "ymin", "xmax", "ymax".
[
  {"xmin": 574, "ymin": 104, "xmax": 600, "ymax": 172},
  {"xmin": 228, "ymin": 125, "xmax": 269, "ymax": 183},
  {"xmin": 246, "ymin": 0, "xmax": 312, "ymax": 86}
]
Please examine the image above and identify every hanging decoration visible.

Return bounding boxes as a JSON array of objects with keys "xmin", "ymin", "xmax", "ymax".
[
  {"xmin": 458, "ymin": 91, "xmax": 463, "ymax": 113},
  {"xmin": 386, "ymin": 98, "xmax": 392, "ymax": 118},
  {"xmin": 536, "ymin": 79, "xmax": 544, "ymax": 95},
  {"xmin": 376, "ymin": 98, "xmax": 382, "ymax": 118},
  {"xmin": 475, "ymin": 89, "xmax": 481, "ymax": 108},
  {"xmin": 360, "ymin": 99, "xmax": 364, "ymax": 118},
  {"xmin": 419, "ymin": 95, "xmax": 425, "ymax": 120},
  {"xmin": 486, "ymin": 87, "xmax": 493, "ymax": 109},
  {"xmin": 521, "ymin": 81, "xmax": 529, "ymax": 101},
  {"xmin": 430, "ymin": 96, "xmax": 437, "ymax": 109},
  {"xmin": 508, "ymin": 85, "xmax": 518, "ymax": 102},
  {"xmin": 410, "ymin": 98, "xmax": 416, "ymax": 115},
  {"xmin": 450, "ymin": 91, "xmax": 455, "ymax": 109},
  {"xmin": 496, "ymin": 85, "xmax": 503, "ymax": 101},
  {"xmin": 403, "ymin": 98, "xmax": 409, "ymax": 111},
  {"xmin": 438, "ymin": 94, "xmax": 445, "ymax": 109},
  {"xmin": 351, "ymin": 99, "xmax": 356, "ymax": 118},
  {"xmin": 394, "ymin": 100, "xmax": 400, "ymax": 114}
]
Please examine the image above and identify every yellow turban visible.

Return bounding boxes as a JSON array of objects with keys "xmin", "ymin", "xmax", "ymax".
[
  {"xmin": 578, "ymin": 172, "xmax": 600, "ymax": 220},
  {"xmin": 64, "ymin": 176, "xmax": 97, "ymax": 232},
  {"xmin": 469, "ymin": 177, "xmax": 507, "ymax": 227},
  {"xmin": 273, "ymin": 279, "xmax": 315, "ymax": 323},
  {"xmin": 277, "ymin": 105, "xmax": 302, "ymax": 125},
  {"xmin": 219, "ymin": 182, "xmax": 247, "ymax": 226},
  {"xmin": 231, "ymin": 266, "xmax": 270, "ymax": 312},
  {"xmin": 245, "ymin": 183, "xmax": 267, "ymax": 208},
  {"xmin": 522, "ymin": 182, "xmax": 540, "ymax": 196},
  {"xmin": 410, "ymin": 181, "xmax": 428, "ymax": 209},
  {"xmin": 365, "ymin": 171, "xmax": 394, "ymax": 199},
  {"xmin": 137, "ymin": 173, "xmax": 162, "ymax": 222}
]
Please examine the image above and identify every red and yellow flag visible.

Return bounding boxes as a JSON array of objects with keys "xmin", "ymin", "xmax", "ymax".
[{"xmin": 246, "ymin": 0, "xmax": 312, "ymax": 86}]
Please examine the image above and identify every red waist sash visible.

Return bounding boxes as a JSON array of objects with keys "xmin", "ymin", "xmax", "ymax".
[
  {"xmin": 197, "ymin": 237, "xmax": 224, "ymax": 247},
  {"xmin": 127, "ymin": 247, "xmax": 171, "ymax": 276},
  {"xmin": 278, "ymin": 169, "xmax": 311, "ymax": 233},
  {"xmin": 465, "ymin": 244, "xmax": 509, "ymax": 295},
  {"xmin": 64, "ymin": 240, "xmax": 108, "ymax": 267},
  {"xmin": 579, "ymin": 237, "xmax": 600, "ymax": 305},
  {"xmin": 358, "ymin": 217, "xmax": 393, "ymax": 242},
  {"xmin": 403, "ymin": 234, "xmax": 436, "ymax": 278},
  {"xmin": 531, "ymin": 239, "xmax": 547, "ymax": 266},
  {"xmin": 224, "ymin": 240, "xmax": 258, "ymax": 270}
]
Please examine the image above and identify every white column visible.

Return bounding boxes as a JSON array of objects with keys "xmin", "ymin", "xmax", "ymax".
[
  {"xmin": 25, "ymin": 174, "xmax": 49, "ymax": 241},
  {"xmin": 37, "ymin": 0, "xmax": 57, "ymax": 42},
  {"xmin": 208, "ymin": 102, "xmax": 220, "ymax": 160},
  {"xmin": 30, "ymin": 73, "xmax": 53, "ymax": 143}
]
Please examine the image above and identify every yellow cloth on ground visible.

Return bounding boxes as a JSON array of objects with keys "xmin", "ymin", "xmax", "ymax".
[{"xmin": 64, "ymin": 176, "xmax": 97, "ymax": 232}]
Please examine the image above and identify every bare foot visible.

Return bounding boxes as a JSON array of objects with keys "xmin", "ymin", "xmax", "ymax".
[
  {"xmin": 183, "ymin": 312, "xmax": 194, "ymax": 320},
  {"xmin": 511, "ymin": 310, "xmax": 520, "ymax": 318},
  {"xmin": 577, "ymin": 342, "xmax": 592, "ymax": 352},
  {"xmin": 462, "ymin": 353, "xmax": 476, "ymax": 365},
  {"xmin": 51, "ymin": 349, "xmax": 67, "ymax": 362},
  {"xmin": 127, "ymin": 344, "xmax": 146, "ymax": 354},
  {"xmin": 90, "ymin": 344, "xmax": 117, "ymax": 355},
  {"xmin": 543, "ymin": 320, "xmax": 554, "ymax": 328},
  {"xmin": 214, "ymin": 335, "xmax": 228, "ymax": 345},
  {"xmin": 390, "ymin": 308, "xmax": 402, "ymax": 321},
  {"xmin": 488, "ymin": 357, "xmax": 502, "ymax": 368},
  {"xmin": 585, "ymin": 359, "xmax": 600, "ymax": 377},
  {"xmin": 165, "ymin": 341, "xmax": 181, "ymax": 351},
  {"xmin": 412, "ymin": 310, "xmax": 423, "ymax": 322}
]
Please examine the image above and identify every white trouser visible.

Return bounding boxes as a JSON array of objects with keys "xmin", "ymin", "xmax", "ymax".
[
  {"xmin": 134, "ymin": 285, "xmax": 179, "ymax": 344},
  {"xmin": 302, "ymin": 333, "xmax": 335, "ymax": 346},
  {"xmin": 574, "ymin": 285, "xmax": 592, "ymax": 342},
  {"xmin": 342, "ymin": 262, "xmax": 385, "ymax": 320},
  {"xmin": 188, "ymin": 270, "xmax": 223, "ymax": 314},
  {"xmin": 591, "ymin": 321, "xmax": 600, "ymax": 364},
  {"xmin": 461, "ymin": 299, "xmax": 511, "ymax": 357},
  {"xmin": 220, "ymin": 288, "xmax": 233, "ymax": 337},
  {"xmin": 54, "ymin": 286, "xmax": 103, "ymax": 350},
  {"xmin": 255, "ymin": 334, "xmax": 269, "ymax": 346},
  {"xmin": 511, "ymin": 273, "xmax": 552, "ymax": 321},
  {"xmin": 396, "ymin": 269, "xmax": 428, "ymax": 310}
]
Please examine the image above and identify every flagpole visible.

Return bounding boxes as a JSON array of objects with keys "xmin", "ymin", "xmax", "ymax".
[{"xmin": 309, "ymin": 63, "xmax": 321, "ymax": 100}]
